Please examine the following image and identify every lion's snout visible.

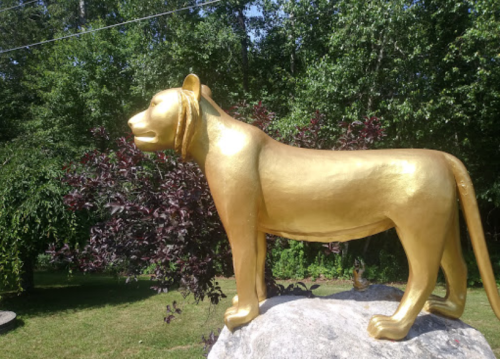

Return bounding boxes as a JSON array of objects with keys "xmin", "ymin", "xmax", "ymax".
[{"xmin": 127, "ymin": 112, "xmax": 146, "ymax": 134}]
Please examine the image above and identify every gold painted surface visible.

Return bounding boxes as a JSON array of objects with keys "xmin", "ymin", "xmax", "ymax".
[{"xmin": 128, "ymin": 74, "xmax": 500, "ymax": 340}]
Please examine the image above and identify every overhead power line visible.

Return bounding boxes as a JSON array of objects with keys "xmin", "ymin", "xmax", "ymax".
[
  {"xmin": 0, "ymin": 0, "xmax": 221, "ymax": 54},
  {"xmin": 0, "ymin": 0, "xmax": 38, "ymax": 13}
]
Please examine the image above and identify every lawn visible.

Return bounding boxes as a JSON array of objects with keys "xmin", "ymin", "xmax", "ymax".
[{"xmin": 0, "ymin": 272, "xmax": 499, "ymax": 358}]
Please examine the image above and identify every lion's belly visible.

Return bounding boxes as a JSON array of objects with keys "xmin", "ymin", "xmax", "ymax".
[
  {"xmin": 256, "ymin": 166, "xmax": 395, "ymax": 241},
  {"xmin": 256, "ymin": 186, "xmax": 394, "ymax": 242},
  {"xmin": 256, "ymin": 146, "xmax": 453, "ymax": 242},
  {"xmin": 257, "ymin": 218, "xmax": 394, "ymax": 243}
]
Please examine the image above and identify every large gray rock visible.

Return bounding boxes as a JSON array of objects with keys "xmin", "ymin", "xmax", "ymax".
[{"xmin": 208, "ymin": 285, "xmax": 494, "ymax": 359}]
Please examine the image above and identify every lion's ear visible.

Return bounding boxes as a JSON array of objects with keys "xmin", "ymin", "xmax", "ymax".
[{"xmin": 182, "ymin": 74, "xmax": 201, "ymax": 102}]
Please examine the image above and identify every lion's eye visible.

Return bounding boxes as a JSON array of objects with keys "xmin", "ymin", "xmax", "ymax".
[{"xmin": 150, "ymin": 101, "xmax": 157, "ymax": 108}]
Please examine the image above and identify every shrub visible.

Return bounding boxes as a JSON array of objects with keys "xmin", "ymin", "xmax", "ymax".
[
  {"xmin": 271, "ymin": 240, "xmax": 308, "ymax": 280},
  {"xmin": 51, "ymin": 129, "xmax": 232, "ymax": 304}
]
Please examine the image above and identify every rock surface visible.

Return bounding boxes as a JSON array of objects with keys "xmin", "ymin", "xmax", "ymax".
[
  {"xmin": 0, "ymin": 311, "xmax": 17, "ymax": 334},
  {"xmin": 208, "ymin": 285, "xmax": 495, "ymax": 359}
]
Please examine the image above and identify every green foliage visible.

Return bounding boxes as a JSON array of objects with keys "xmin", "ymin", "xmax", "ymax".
[
  {"xmin": 24, "ymin": 21, "xmax": 133, "ymax": 144},
  {"xmin": 270, "ymin": 240, "xmax": 308, "ymax": 279},
  {"xmin": 0, "ymin": 137, "xmax": 84, "ymax": 291},
  {"xmin": 286, "ymin": 0, "xmax": 500, "ymax": 206},
  {"xmin": 463, "ymin": 249, "xmax": 500, "ymax": 287},
  {"xmin": 35, "ymin": 254, "xmax": 53, "ymax": 271},
  {"xmin": 118, "ymin": 0, "xmax": 245, "ymax": 108},
  {"xmin": 268, "ymin": 233, "xmax": 410, "ymax": 283},
  {"xmin": 306, "ymin": 253, "xmax": 338, "ymax": 281},
  {"xmin": 464, "ymin": 251, "xmax": 482, "ymax": 287},
  {"xmin": 376, "ymin": 250, "xmax": 405, "ymax": 284}
]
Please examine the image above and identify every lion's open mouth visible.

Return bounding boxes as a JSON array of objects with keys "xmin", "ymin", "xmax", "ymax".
[{"xmin": 134, "ymin": 131, "xmax": 157, "ymax": 143}]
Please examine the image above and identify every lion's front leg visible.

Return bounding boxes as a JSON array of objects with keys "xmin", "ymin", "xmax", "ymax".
[
  {"xmin": 206, "ymin": 156, "xmax": 263, "ymax": 331},
  {"xmin": 224, "ymin": 226, "xmax": 260, "ymax": 331},
  {"xmin": 210, "ymin": 181, "xmax": 262, "ymax": 330},
  {"xmin": 231, "ymin": 230, "xmax": 267, "ymax": 309}
]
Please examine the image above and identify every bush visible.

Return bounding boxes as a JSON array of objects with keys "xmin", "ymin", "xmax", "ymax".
[
  {"xmin": 51, "ymin": 129, "xmax": 232, "ymax": 304},
  {"xmin": 271, "ymin": 240, "xmax": 308, "ymax": 280}
]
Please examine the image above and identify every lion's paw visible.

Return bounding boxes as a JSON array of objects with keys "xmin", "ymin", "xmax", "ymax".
[
  {"xmin": 225, "ymin": 305, "xmax": 238, "ymax": 317},
  {"xmin": 224, "ymin": 305, "xmax": 259, "ymax": 331},
  {"xmin": 424, "ymin": 296, "xmax": 464, "ymax": 319},
  {"xmin": 367, "ymin": 314, "xmax": 411, "ymax": 340},
  {"xmin": 232, "ymin": 294, "xmax": 266, "ymax": 307}
]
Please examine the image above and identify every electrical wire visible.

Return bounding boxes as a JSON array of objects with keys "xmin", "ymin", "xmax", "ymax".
[
  {"xmin": 0, "ymin": 0, "xmax": 222, "ymax": 54},
  {"xmin": 0, "ymin": 0, "xmax": 38, "ymax": 13}
]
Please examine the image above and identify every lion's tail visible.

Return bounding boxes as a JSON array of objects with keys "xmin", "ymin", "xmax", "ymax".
[{"xmin": 445, "ymin": 153, "xmax": 500, "ymax": 320}]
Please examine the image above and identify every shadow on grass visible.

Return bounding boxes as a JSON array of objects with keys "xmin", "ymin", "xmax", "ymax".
[
  {"xmin": 0, "ymin": 318, "xmax": 25, "ymax": 336},
  {"xmin": 0, "ymin": 271, "xmax": 157, "ymax": 318}
]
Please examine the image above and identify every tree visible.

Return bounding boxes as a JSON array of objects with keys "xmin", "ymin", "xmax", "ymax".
[
  {"xmin": 284, "ymin": 0, "xmax": 500, "ymax": 211},
  {"xmin": 438, "ymin": 0, "xmax": 500, "ymax": 207},
  {"xmin": 124, "ymin": 1, "xmax": 244, "ymax": 109},
  {"xmin": 24, "ymin": 19, "xmax": 133, "ymax": 145},
  {"xmin": 0, "ymin": 137, "xmax": 82, "ymax": 291},
  {"xmin": 211, "ymin": 0, "xmax": 258, "ymax": 93},
  {"xmin": 0, "ymin": 0, "xmax": 47, "ymax": 142},
  {"xmin": 250, "ymin": 0, "xmax": 335, "ymax": 116}
]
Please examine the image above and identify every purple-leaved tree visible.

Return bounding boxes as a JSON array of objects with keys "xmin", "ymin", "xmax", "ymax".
[{"xmin": 51, "ymin": 129, "xmax": 231, "ymax": 304}]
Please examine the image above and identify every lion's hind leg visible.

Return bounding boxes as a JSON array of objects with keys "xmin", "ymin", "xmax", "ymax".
[
  {"xmin": 424, "ymin": 207, "xmax": 467, "ymax": 319},
  {"xmin": 368, "ymin": 220, "xmax": 446, "ymax": 340}
]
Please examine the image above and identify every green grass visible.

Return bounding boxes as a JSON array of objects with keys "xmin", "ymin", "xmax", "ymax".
[
  {"xmin": 461, "ymin": 288, "xmax": 500, "ymax": 358},
  {"xmin": 1, "ymin": 273, "xmax": 499, "ymax": 358},
  {"xmin": 0, "ymin": 272, "xmax": 232, "ymax": 359}
]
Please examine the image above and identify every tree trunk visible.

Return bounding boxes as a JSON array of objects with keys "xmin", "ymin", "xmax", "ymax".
[
  {"xmin": 367, "ymin": 32, "xmax": 386, "ymax": 112},
  {"xmin": 289, "ymin": 13, "xmax": 296, "ymax": 76},
  {"xmin": 236, "ymin": 7, "xmax": 249, "ymax": 92},
  {"xmin": 362, "ymin": 236, "xmax": 371, "ymax": 258},
  {"xmin": 79, "ymin": 0, "xmax": 86, "ymax": 28},
  {"xmin": 341, "ymin": 242, "xmax": 349, "ymax": 263},
  {"xmin": 20, "ymin": 255, "xmax": 35, "ymax": 292}
]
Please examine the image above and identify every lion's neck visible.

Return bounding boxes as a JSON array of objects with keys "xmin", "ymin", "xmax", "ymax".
[{"xmin": 188, "ymin": 96, "xmax": 229, "ymax": 173}]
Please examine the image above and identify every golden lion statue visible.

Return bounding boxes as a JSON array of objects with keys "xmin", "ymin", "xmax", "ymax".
[{"xmin": 128, "ymin": 74, "xmax": 500, "ymax": 340}]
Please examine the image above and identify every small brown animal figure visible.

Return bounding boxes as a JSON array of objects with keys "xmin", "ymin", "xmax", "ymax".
[
  {"xmin": 128, "ymin": 74, "xmax": 500, "ymax": 340},
  {"xmin": 353, "ymin": 259, "xmax": 370, "ymax": 291}
]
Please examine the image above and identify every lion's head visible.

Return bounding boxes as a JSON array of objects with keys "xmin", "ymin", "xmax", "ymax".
[{"xmin": 128, "ymin": 74, "xmax": 208, "ymax": 161}]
